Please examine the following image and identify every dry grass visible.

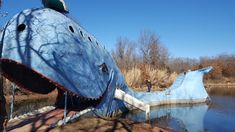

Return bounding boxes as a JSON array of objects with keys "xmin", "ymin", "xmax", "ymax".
[
  {"xmin": 123, "ymin": 67, "xmax": 142, "ymax": 87},
  {"xmin": 146, "ymin": 66, "xmax": 167, "ymax": 86},
  {"xmin": 168, "ymin": 72, "xmax": 178, "ymax": 85},
  {"xmin": 123, "ymin": 66, "xmax": 177, "ymax": 89}
]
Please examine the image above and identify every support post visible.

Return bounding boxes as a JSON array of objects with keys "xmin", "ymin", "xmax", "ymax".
[
  {"xmin": 63, "ymin": 91, "xmax": 67, "ymax": 125},
  {"xmin": 10, "ymin": 83, "xmax": 16, "ymax": 120}
]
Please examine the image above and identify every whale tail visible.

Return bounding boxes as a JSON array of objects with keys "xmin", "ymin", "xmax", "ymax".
[{"xmin": 125, "ymin": 66, "xmax": 213, "ymax": 106}]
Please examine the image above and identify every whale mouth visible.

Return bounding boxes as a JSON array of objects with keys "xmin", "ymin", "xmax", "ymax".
[
  {"xmin": 0, "ymin": 58, "xmax": 105, "ymax": 111},
  {"xmin": 1, "ymin": 58, "xmax": 57, "ymax": 94}
]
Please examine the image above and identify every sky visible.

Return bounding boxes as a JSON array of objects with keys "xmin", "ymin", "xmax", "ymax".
[{"xmin": 0, "ymin": 0, "xmax": 235, "ymax": 59}]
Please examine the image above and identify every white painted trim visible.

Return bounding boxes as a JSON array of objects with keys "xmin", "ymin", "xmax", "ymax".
[{"xmin": 114, "ymin": 89, "xmax": 150, "ymax": 119}]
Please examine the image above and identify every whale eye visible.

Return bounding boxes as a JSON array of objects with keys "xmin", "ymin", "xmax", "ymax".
[
  {"xmin": 99, "ymin": 63, "xmax": 108, "ymax": 73},
  {"xmin": 69, "ymin": 26, "xmax": 74, "ymax": 33},
  {"xmin": 17, "ymin": 24, "xmax": 26, "ymax": 32}
]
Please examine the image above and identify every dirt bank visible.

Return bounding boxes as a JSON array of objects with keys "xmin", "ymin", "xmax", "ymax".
[
  {"xmin": 50, "ymin": 117, "xmax": 169, "ymax": 132},
  {"xmin": 7, "ymin": 109, "xmax": 168, "ymax": 132}
]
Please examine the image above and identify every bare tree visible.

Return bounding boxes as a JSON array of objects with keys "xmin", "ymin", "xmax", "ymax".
[
  {"xmin": 168, "ymin": 57, "xmax": 198, "ymax": 73},
  {"xmin": 198, "ymin": 55, "xmax": 235, "ymax": 80},
  {"xmin": 158, "ymin": 44, "xmax": 169, "ymax": 69},
  {"xmin": 112, "ymin": 37, "xmax": 137, "ymax": 72},
  {"xmin": 138, "ymin": 31, "xmax": 169, "ymax": 69}
]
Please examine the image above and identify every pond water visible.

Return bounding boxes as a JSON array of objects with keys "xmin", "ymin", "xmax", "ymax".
[{"xmin": 126, "ymin": 87, "xmax": 235, "ymax": 132}]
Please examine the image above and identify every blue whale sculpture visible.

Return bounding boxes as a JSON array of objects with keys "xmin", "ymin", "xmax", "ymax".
[{"xmin": 0, "ymin": 7, "xmax": 212, "ymax": 118}]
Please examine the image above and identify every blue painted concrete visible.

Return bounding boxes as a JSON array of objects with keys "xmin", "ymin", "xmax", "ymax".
[{"xmin": 0, "ymin": 8, "xmax": 212, "ymax": 118}]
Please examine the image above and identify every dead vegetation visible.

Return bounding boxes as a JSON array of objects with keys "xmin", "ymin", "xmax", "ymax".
[
  {"xmin": 112, "ymin": 31, "xmax": 177, "ymax": 89},
  {"xmin": 112, "ymin": 31, "xmax": 235, "ymax": 89}
]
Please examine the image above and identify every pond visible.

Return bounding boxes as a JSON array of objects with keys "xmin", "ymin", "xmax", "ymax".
[{"xmin": 126, "ymin": 87, "xmax": 235, "ymax": 132}]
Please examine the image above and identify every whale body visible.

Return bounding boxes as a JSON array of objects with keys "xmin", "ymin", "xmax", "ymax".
[{"xmin": 0, "ymin": 8, "xmax": 212, "ymax": 118}]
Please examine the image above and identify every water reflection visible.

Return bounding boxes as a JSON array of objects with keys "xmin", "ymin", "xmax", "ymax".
[
  {"xmin": 126, "ymin": 87, "xmax": 235, "ymax": 132},
  {"xmin": 126, "ymin": 104, "xmax": 208, "ymax": 132},
  {"xmin": 207, "ymin": 86, "xmax": 235, "ymax": 96},
  {"xmin": 204, "ymin": 95, "xmax": 235, "ymax": 132}
]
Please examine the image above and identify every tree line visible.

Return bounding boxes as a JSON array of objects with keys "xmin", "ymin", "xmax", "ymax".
[
  {"xmin": 112, "ymin": 31, "xmax": 235, "ymax": 87},
  {"xmin": 169, "ymin": 55, "xmax": 235, "ymax": 81}
]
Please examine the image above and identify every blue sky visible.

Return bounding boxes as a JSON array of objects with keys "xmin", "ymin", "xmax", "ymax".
[{"xmin": 0, "ymin": 0, "xmax": 235, "ymax": 59}]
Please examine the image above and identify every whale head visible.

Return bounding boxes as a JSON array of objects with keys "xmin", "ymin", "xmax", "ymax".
[{"xmin": 0, "ymin": 8, "xmax": 119, "ymax": 110}]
